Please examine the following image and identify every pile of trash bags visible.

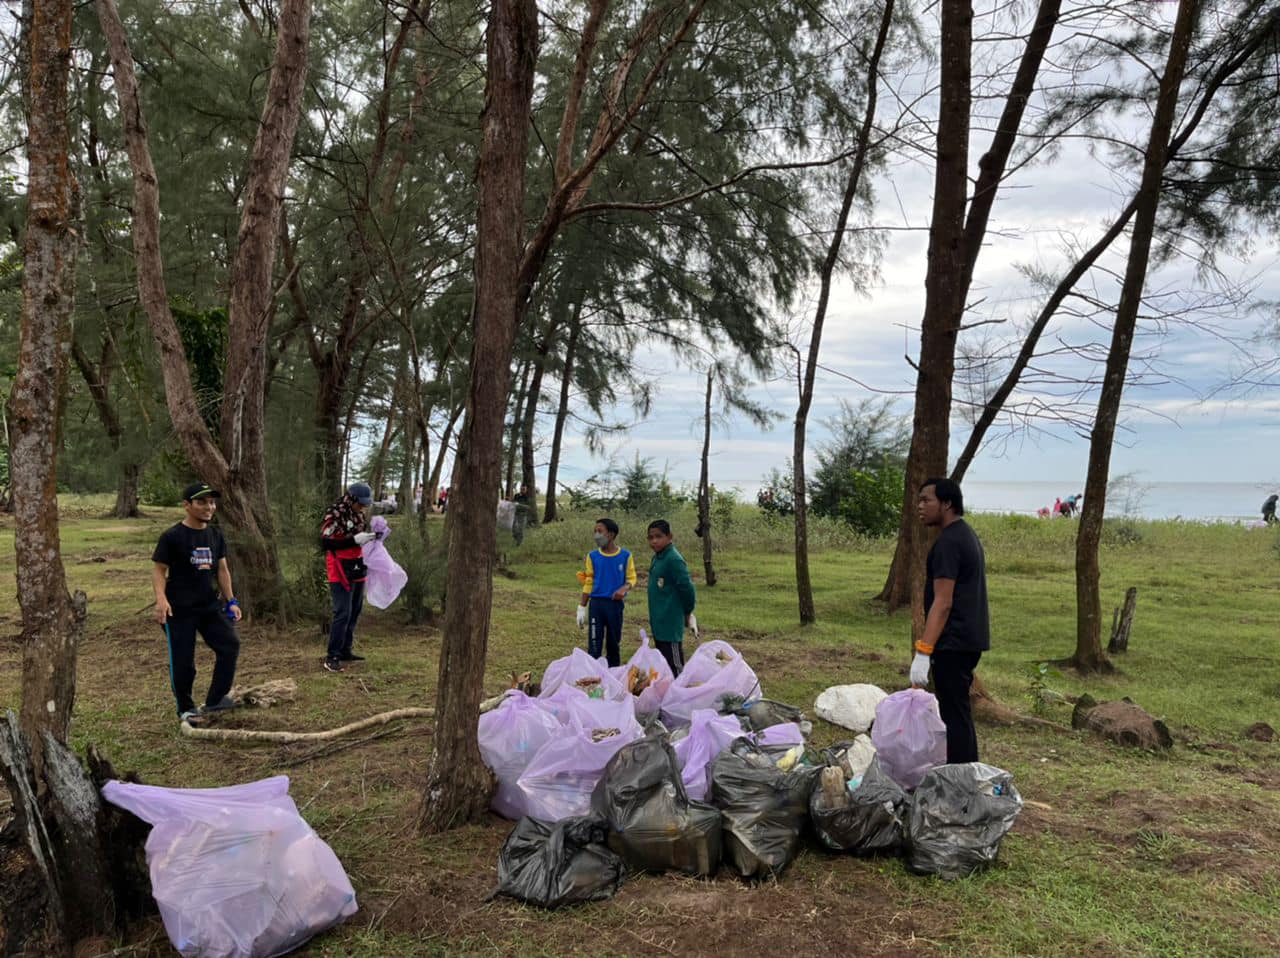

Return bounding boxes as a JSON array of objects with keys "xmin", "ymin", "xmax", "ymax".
[
  {"xmin": 484, "ymin": 641, "xmax": 1024, "ymax": 908},
  {"xmin": 102, "ymin": 776, "xmax": 358, "ymax": 958}
]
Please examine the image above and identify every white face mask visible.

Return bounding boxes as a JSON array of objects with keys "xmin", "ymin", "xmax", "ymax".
[{"xmin": 593, "ymin": 533, "xmax": 609, "ymax": 548}]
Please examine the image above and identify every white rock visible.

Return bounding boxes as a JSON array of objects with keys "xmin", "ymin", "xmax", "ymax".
[{"xmin": 814, "ymin": 683, "xmax": 888, "ymax": 733}]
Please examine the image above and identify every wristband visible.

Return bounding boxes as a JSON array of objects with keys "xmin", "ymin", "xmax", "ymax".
[
  {"xmin": 226, "ymin": 599, "xmax": 240, "ymax": 608},
  {"xmin": 913, "ymin": 639, "xmax": 934, "ymax": 655}
]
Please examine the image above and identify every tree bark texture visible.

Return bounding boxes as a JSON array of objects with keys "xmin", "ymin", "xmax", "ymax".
[
  {"xmin": 793, "ymin": 0, "xmax": 894, "ymax": 624},
  {"xmin": 698, "ymin": 367, "xmax": 717, "ymax": 586},
  {"xmin": 96, "ymin": 0, "xmax": 311, "ymax": 617},
  {"xmin": 9, "ymin": 0, "xmax": 86, "ymax": 776},
  {"xmin": 880, "ymin": 0, "xmax": 972, "ymax": 639},
  {"xmin": 542, "ymin": 301, "xmax": 582, "ymax": 523},
  {"xmin": 418, "ymin": 0, "xmax": 537, "ymax": 833},
  {"xmin": 1075, "ymin": 0, "xmax": 1198, "ymax": 672}
]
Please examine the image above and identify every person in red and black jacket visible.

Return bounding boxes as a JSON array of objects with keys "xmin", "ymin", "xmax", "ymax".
[{"xmin": 320, "ymin": 482, "xmax": 381, "ymax": 673}]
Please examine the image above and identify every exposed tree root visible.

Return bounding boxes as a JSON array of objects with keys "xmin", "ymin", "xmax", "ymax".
[{"xmin": 971, "ymin": 677, "xmax": 1066, "ymax": 730}]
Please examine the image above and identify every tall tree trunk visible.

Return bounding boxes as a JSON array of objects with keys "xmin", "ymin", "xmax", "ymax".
[
  {"xmin": 371, "ymin": 348, "xmax": 407, "ymax": 495},
  {"xmin": 794, "ymin": 0, "xmax": 894, "ymax": 624},
  {"xmin": 879, "ymin": 0, "xmax": 972, "ymax": 639},
  {"xmin": 70, "ymin": 339, "xmax": 140, "ymax": 518},
  {"xmin": 314, "ymin": 358, "xmax": 346, "ymax": 498},
  {"xmin": 504, "ymin": 360, "xmax": 531, "ymax": 499},
  {"xmin": 306, "ymin": 4, "xmax": 431, "ymax": 498},
  {"xmin": 10, "ymin": 0, "xmax": 86, "ymax": 776},
  {"xmin": 542, "ymin": 299, "xmax": 582, "ymax": 523},
  {"xmin": 697, "ymin": 367, "xmax": 717, "ymax": 586},
  {"xmin": 97, "ymin": 0, "xmax": 311, "ymax": 617},
  {"xmin": 519, "ymin": 317, "xmax": 559, "ymax": 523},
  {"xmin": 886, "ymin": 0, "xmax": 1057, "ymax": 598},
  {"xmin": 1074, "ymin": 0, "xmax": 1197, "ymax": 672},
  {"xmin": 428, "ymin": 402, "xmax": 463, "ymax": 503},
  {"xmin": 418, "ymin": 0, "xmax": 538, "ymax": 832}
]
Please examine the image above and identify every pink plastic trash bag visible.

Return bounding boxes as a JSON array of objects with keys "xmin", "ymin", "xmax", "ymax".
[
  {"xmin": 660, "ymin": 639, "xmax": 760, "ymax": 728},
  {"xmin": 361, "ymin": 516, "xmax": 407, "ymax": 609},
  {"xmin": 478, "ymin": 691, "xmax": 565, "ymax": 820},
  {"xmin": 539, "ymin": 647, "xmax": 628, "ymax": 702},
  {"xmin": 608, "ymin": 630, "xmax": 675, "ymax": 715},
  {"xmin": 672, "ymin": 708, "xmax": 744, "ymax": 801},
  {"xmin": 517, "ymin": 701, "xmax": 643, "ymax": 821},
  {"xmin": 870, "ymin": 689, "xmax": 948, "ymax": 790},
  {"xmin": 101, "ymin": 776, "xmax": 357, "ymax": 958}
]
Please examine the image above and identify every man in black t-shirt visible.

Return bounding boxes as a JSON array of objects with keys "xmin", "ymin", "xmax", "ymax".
[
  {"xmin": 911, "ymin": 477, "xmax": 990, "ymax": 764},
  {"xmin": 152, "ymin": 482, "xmax": 242, "ymax": 724}
]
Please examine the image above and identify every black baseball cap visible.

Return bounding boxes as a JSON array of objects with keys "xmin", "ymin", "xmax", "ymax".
[{"xmin": 182, "ymin": 482, "xmax": 222, "ymax": 502}]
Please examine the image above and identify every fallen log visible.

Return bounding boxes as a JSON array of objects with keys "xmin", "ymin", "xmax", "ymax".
[{"xmin": 180, "ymin": 707, "xmax": 436, "ymax": 744}]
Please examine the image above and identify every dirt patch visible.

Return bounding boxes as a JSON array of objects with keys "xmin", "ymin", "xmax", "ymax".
[
  {"xmin": 1244, "ymin": 722, "xmax": 1275, "ymax": 743},
  {"xmin": 372, "ymin": 846, "xmax": 948, "ymax": 958}
]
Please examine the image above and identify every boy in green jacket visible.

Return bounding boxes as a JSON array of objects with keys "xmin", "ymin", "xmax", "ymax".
[{"xmin": 646, "ymin": 519, "xmax": 697, "ymax": 676}]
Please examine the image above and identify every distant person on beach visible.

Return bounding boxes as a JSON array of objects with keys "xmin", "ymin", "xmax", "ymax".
[
  {"xmin": 646, "ymin": 519, "xmax": 698, "ymax": 677},
  {"xmin": 1264, "ymin": 493, "xmax": 1278, "ymax": 524},
  {"xmin": 151, "ymin": 482, "xmax": 241, "ymax": 725},
  {"xmin": 912, "ymin": 478, "xmax": 989, "ymax": 765},
  {"xmin": 576, "ymin": 517, "xmax": 636, "ymax": 667}
]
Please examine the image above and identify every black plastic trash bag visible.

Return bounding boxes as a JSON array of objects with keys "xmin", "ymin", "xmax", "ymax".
[
  {"xmin": 810, "ymin": 756, "xmax": 908, "ymax": 855},
  {"xmin": 906, "ymin": 762, "xmax": 1023, "ymax": 880},
  {"xmin": 490, "ymin": 816, "xmax": 626, "ymax": 908},
  {"xmin": 591, "ymin": 736, "xmax": 722, "ymax": 877},
  {"xmin": 709, "ymin": 739, "xmax": 821, "ymax": 880},
  {"xmin": 718, "ymin": 695, "xmax": 812, "ymax": 737}
]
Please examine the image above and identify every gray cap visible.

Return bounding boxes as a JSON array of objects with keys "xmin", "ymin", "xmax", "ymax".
[{"xmin": 347, "ymin": 482, "xmax": 373, "ymax": 506}]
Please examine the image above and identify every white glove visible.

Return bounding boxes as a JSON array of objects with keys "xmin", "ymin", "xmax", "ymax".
[
  {"xmin": 909, "ymin": 652, "xmax": 931, "ymax": 688},
  {"xmin": 576, "ymin": 605, "xmax": 587, "ymax": 629},
  {"xmin": 687, "ymin": 613, "xmax": 699, "ymax": 638},
  {"xmin": 354, "ymin": 532, "xmax": 376, "ymax": 546}
]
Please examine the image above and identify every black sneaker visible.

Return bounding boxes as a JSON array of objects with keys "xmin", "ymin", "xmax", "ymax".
[
  {"xmin": 323, "ymin": 657, "xmax": 345, "ymax": 673},
  {"xmin": 338, "ymin": 652, "xmax": 365, "ymax": 662},
  {"xmin": 204, "ymin": 695, "xmax": 237, "ymax": 712}
]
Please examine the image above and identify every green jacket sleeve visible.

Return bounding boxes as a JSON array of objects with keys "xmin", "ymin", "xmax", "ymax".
[{"xmin": 672, "ymin": 553, "xmax": 696, "ymax": 614}]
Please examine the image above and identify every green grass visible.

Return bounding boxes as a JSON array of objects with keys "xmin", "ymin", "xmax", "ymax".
[{"xmin": 0, "ymin": 498, "xmax": 1277, "ymax": 957}]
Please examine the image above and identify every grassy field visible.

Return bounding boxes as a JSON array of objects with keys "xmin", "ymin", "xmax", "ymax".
[{"xmin": 1, "ymin": 498, "xmax": 1277, "ymax": 957}]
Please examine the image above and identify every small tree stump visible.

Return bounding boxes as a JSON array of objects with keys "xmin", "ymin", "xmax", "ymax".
[
  {"xmin": 0, "ymin": 713, "xmax": 152, "ymax": 955},
  {"xmin": 0, "ymin": 713, "xmax": 65, "ymax": 953},
  {"xmin": 1108, "ymin": 587, "xmax": 1138, "ymax": 654}
]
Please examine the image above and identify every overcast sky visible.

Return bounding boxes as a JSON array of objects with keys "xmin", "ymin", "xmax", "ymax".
[{"xmin": 546, "ymin": 14, "xmax": 1280, "ymax": 498}]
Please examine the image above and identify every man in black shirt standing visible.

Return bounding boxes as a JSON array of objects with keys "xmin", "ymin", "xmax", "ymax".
[
  {"xmin": 152, "ymin": 482, "xmax": 242, "ymax": 724},
  {"xmin": 912, "ymin": 477, "xmax": 990, "ymax": 764}
]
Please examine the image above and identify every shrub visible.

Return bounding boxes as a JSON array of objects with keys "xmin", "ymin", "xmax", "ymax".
[
  {"xmin": 710, "ymin": 485, "xmax": 739, "ymax": 536},
  {"xmin": 818, "ymin": 462, "xmax": 904, "ymax": 538},
  {"xmin": 393, "ymin": 519, "xmax": 448, "ymax": 625}
]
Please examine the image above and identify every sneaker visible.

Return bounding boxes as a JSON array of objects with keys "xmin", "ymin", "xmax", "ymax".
[
  {"xmin": 338, "ymin": 652, "xmax": 365, "ymax": 662},
  {"xmin": 323, "ymin": 657, "xmax": 345, "ymax": 673},
  {"xmin": 179, "ymin": 708, "xmax": 207, "ymax": 726},
  {"xmin": 204, "ymin": 695, "xmax": 237, "ymax": 712}
]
